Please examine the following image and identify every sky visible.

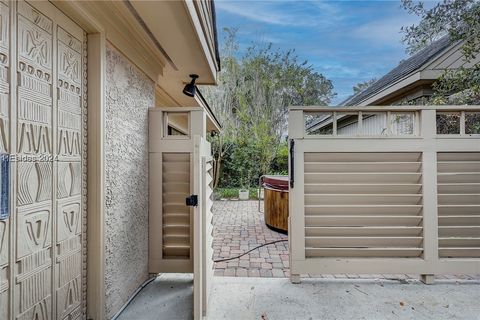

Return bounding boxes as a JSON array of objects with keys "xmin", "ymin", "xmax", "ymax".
[{"xmin": 215, "ymin": 0, "xmax": 431, "ymax": 104}]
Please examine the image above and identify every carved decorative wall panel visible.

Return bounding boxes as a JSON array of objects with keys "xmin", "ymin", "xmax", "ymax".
[
  {"xmin": 0, "ymin": 1, "xmax": 86, "ymax": 319},
  {"xmin": 55, "ymin": 22, "xmax": 83, "ymax": 319},
  {"xmin": 0, "ymin": 1, "xmax": 10, "ymax": 319},
  {"xmin": 15, "ymin": 2, "xmax": 54, "ymax": 317}
]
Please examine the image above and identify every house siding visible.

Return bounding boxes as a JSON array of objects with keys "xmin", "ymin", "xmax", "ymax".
[
  {"xmin": 104, "ymin": 43, "xmax": 154, "ymax": 318},
  {"xmin": 338, "ymin": 114, "xmax": 388, "ymax": 135}
]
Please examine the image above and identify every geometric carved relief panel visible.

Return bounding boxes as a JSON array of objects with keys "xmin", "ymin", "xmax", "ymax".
[
  {"xmin": 17, "ymin": 1, "xmax": 53, "ymax": 69},
  {"xmin": 57, "ymin": 161, "xmax": 81, "ymax": 199},
  {"xmin": 0, "ymin": 1, "xmax": 10, "ymax": 319},
  {"xmin": 17, "ymin": 0, "xmax": 53, "ymax": 157},
  {"xmin": 57, "ymin": 26, "xmax": 81, "ymax": 162},
  {"xmin": 0, "ymin": 220, "xmax": 8, "ymax": 318},
  {"xmin": 16, "ymin": 204, "xmax": 51, "ymax": 259},
  {"xmin": 58, "ymin": 128, "xmax": 80, "ymax": 158},
  {"xmin": 17, "ymin": 121, "xmax": 52, "ymax": 155},
  {"xmin": 15, "ymin": 5, "xmax": 53, "ymax": 316},
  {"xmin": 0, "ymin": 219, "xmax": 9, "ymax": 266},
  {"xmin": 0, "ymin": 0, "xmax": 10, "ymax": 154},
  {"xmin": 15, "ymin": 269, "xmax": 52, "ymax": 318},
  {"xmin": 56, "ymin": 276, "xmax": 81, "ymax": 319},
  {"xmin": 17, "ymin": 161, "xmax": 53, "ymax": 206},
  {"xmin": 55, "ymin": 21, "xmax": 83, "ymax": 319},
  {"xmin": 56, "ymin": 197, "xmax": 81, "ymax": 243},
  {"xmin": 7, "ymin": 1, "xmax": 86, "ymax": 319}
]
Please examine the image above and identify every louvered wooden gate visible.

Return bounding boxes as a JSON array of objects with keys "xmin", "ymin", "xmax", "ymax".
[
  {"xmin": 288, "ymin": 106, "xmax": 480, "ymax": 284},
  {"xmin": 149, "ymin": 107, "xmax": 214, "ymax": 319}
]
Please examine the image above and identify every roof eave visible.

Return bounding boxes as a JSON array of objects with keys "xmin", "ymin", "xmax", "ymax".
[{"xmin": 352, "ymin": 70, "xmax": 444, "ymax": 106}]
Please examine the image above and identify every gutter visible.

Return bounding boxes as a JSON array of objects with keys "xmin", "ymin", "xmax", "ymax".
[
  {"xmin": 211, "ymin": 0, "xmax": 221, "ymax": 71},
  {"xmin": 196, "ymin": 87, "xmax": 223, "ymax": 130}
]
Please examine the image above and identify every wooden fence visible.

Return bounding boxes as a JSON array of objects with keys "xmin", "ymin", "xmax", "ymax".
[{"xmin": 288, "ymin": 106, "xmax": 480, "ymax": 284}]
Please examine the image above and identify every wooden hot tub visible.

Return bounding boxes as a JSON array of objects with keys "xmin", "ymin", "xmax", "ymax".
[{"xmin": 262, "ymin": 175, "xmax": 289, "ymax": 234}]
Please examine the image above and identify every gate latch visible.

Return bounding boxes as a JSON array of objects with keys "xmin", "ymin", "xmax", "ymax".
[
  {"xmin": 186, "ymin": 194, "xmax": 198, "ymax": 207},
  {"xmin": 289, "ymin": 139, "xmax": 295, "ymax": 188}
]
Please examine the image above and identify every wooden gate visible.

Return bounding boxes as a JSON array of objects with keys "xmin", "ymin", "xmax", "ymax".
[
  {"xmin": 288, "ymin": 106, "xmax": 480, "ymax": 284},
  {"xmin": 149, "ymin": 107, "xmax": 214, "ymax": 319}
]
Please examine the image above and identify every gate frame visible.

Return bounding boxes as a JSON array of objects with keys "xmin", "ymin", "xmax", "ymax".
[
  {"xmin": 288, "ymin": 106, "xmax": 480, "ymax": 284},
  {"xmin": 149, "ymin": 107, "xmax": 207, "ymax": 273}
]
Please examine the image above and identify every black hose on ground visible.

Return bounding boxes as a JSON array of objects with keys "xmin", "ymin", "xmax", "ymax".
[{"xmin": 213, "ymin": 239, "xmax": 288, "ymax": 263}]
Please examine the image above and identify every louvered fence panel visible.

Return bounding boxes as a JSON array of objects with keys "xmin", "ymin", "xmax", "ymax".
[
  {"xmin": 304, "ymin": 152, "xmax": 424, "ymax": 258},
  {"xmin": 437, "ymin": 152, "xmax": 480, "ymax": 258}
]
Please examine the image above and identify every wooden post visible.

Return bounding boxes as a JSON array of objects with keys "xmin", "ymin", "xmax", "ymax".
[
  {"xmin": 420, "ymin": 109, "xmax": 438, "ymax": 284},
  {"xmin": 289, "ymin": 109, "xmax": 305, "ymax": 284}
]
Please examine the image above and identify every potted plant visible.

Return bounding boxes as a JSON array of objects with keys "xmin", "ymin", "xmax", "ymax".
[{"xmin": 238, "ymin": 188, "xmax": 249, "ymax": 200}]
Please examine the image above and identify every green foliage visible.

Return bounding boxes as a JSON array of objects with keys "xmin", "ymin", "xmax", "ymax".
[
  {"xmin": 213, "ymin": 188, "xmax": 260, "ymax": 200},
  {"xmin": 431, "ymin": 65, "xmax": 480, "ymax": 105},
  {"xmin": 401, "ymin": 0, "xmax": 480, "ymax": 104},
  {"xmin": 203, "ymin": 28, "xmax": 335, "ymax": 188},
  {"xmin": 401, "ymin": 0, "xmax": 480, "ymax": 59},
  {"xmin": 215, "ymin": 188, "xmax": 238, "ymax": 199},
  {"xmin": 249, "ymin": 188, "xmax": 259, "ymax": 200},
  {"xmin": 216, "ymin": 140, "xmax": 270, "ymax": 188},
  {"xmin": 218, "ymin": 140, "xmax": 289, "ymax": 188},
  {"xmin": 269, "ymin": 141, "xmax": 289, "ymax": 175},
  {"xmin": 353, "ymin": 78, "xmax": 377, "ymax": 94}
]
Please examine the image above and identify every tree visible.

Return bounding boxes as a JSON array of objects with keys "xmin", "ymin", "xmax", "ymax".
[
  {"xmin": 202, "ymin": 29, "xmax": 335, "ymax": 188},
  {"xmin": 201, "ymin": 28, "xmax": 240, "ymax": 188},
  {"xmin": 401, "ymin": 0, "xmax": 480, "ymax": 104},
  {"xmin": 353, "ymin": 78, "xmax": 377, "ymax": 94}
]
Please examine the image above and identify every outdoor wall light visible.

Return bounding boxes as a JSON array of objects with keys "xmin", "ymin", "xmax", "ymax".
[{"xmin": 183, "ymin": 74, "xmax": 199, "ymax": 97}]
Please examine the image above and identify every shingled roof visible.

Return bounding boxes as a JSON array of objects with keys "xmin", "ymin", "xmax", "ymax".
[{"xmin": 342, "ymin": 36, "xmax": 453, "ymax": 106}]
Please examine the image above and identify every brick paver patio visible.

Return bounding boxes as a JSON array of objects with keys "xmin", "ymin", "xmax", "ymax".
[
  {"xmin": 212, "ymin": 200, "xmax": 480, "ymax": 281},
  {"xmin": 213, "ymin": 200, "xmax": 289, "ymax": 277}
]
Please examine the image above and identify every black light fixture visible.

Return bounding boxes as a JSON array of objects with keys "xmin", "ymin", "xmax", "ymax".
[{"xmin": 183, "ymin": 74, "xmax": 199, "ymax": 97}]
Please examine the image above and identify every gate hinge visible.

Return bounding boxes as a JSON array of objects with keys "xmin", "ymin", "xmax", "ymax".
[{"xmin": 186, "ymin": 194, "xmax": 198, "ymax": 207}]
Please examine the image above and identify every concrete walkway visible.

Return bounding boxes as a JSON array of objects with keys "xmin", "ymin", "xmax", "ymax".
[
  {"xmin": 209, "ymin": 277, "xmax": 480, "ymax": 320},
  {"xmin": 118, "ymin": 274, "xmax": 480, "ymax": 320},
  {"xmin": 116, "ymin": 274, "xmax": 193, "ymax": 320}
]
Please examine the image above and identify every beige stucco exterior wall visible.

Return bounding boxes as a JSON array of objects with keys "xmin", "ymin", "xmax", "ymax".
[{"xmin": 104, "ymin": 43, "xmax": 154, "ymax": 318}]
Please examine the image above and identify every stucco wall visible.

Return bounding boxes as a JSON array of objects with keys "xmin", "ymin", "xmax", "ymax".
[{"xmin": 104, "ymin": 43, "xmax": 154, "ymax": 318}]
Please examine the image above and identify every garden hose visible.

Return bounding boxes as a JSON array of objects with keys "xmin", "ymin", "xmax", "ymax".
[{"xmin": 213, "ymin": 239, "xmax": 288, "ymax": 263}]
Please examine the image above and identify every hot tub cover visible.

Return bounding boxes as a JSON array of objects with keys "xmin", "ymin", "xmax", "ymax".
[{"xmin": 262, "ymin": 175, "xmax": 289, "ymax": 191}]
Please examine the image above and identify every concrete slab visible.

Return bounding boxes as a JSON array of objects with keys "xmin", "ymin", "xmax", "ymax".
[
  {"xmin": 208, "ymin": 277, "xmax": 480, "ymax": 320},
  {"xmin": 116, "ymin": 273, "xmax": 193, "ymax": 320},
  {"xmin": 117, "ymin": 274, "xmax": 479, "ymax": 320}
]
